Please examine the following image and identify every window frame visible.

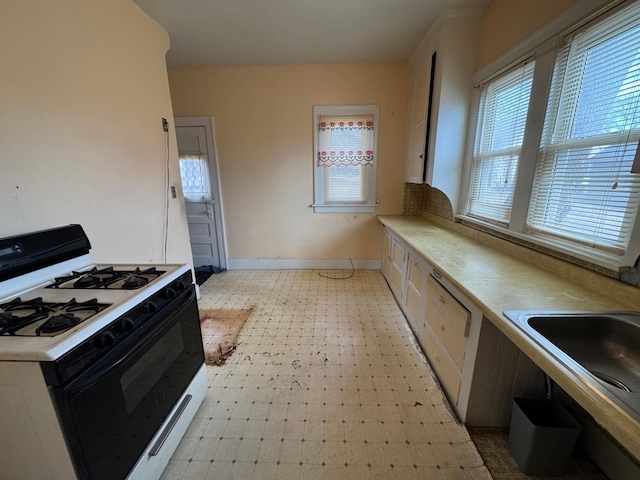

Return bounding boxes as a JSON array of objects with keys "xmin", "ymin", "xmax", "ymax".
[
  {"xmin": 459, "ymin": 0, "xmax": 640, "ymax": 272},
  {"xmin": 466, "ymin": 59, "xmax": 536, "ymax": 225},
  {"xmin": 313, "ymin": 105, "xmax": 379, "ymax": 213}
]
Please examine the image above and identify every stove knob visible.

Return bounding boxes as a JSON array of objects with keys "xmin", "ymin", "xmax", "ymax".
[
  {"xmin": 161, "ymin": 287, "xmax": 176, "ymax": 299},
  {"xmin": 140, "ymin": 301, "xmax": 157, "ymax": 314},
  {"xmin": 117, "ymin": 317, "xmax": 135, "ymax": 332},
  {"xmin": 174, "ymin": 280, "xmax": 186, "ymax": 291},
  {"xmin": 98, "ymin": 331, "xmax": 116, "ymax": 348}
]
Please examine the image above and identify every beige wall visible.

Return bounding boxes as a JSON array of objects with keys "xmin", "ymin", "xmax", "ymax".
[
  {"xmin": 0, "ymin": 0, "xmax": 192, "ymax": 265},
  {"xmin": 477, "ymin": 0, "xmax": 580, "ymax": 68},
  {"xmin": 169, "ymin": 64, "xmax": 409, "ymax": 263}
]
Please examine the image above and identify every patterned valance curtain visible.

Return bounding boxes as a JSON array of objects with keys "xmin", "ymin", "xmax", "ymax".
[{"xmin": 317, "ymin": 115, "xmax": 375, "ymax": 167}]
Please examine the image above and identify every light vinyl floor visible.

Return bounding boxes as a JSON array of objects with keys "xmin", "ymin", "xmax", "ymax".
[{"xmin": 160, "ymin": 270, "xmax": 492, "ymax": 480}]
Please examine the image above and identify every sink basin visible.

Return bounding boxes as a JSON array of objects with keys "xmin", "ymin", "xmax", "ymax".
[{"xmin": 503, "ymin": 311, "xmax": 640, "ymax": 419}]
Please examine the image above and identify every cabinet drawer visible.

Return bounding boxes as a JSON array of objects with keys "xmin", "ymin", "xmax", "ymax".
[
  {"xmin": 426, "ymin": 275, "xmax": 470, "ymax": 337},
  {"xmin": 421, "ymin": 330, "xmax": 461, "ymax": 404},
  {"xmin": 425, "ymin": 299, "xmax": 466, "ymax": 369}
]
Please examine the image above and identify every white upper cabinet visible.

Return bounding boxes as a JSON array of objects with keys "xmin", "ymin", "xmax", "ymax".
[{"xmin": 404, "ymin": 11, "xmax": 484, "ymax": 213}]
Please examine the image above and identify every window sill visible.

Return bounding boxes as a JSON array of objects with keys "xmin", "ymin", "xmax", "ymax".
[
  {"xmin": 455, "ymin": 214, "xmax": 628, "ymax": 274},
  {"xmin": 312, "ymin": 204, "xmax": 377, "ymax": 213}
]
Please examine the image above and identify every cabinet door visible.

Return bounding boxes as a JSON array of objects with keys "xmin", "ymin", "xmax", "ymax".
[
  {"xmin": 404, "ymin": 61, "xmax": 431, "ymax": 183},
  {"xmin": 411, "ymin": 65, "xmax": 430, "ymax": 127},
  {"xmin": 426, "ymin": 16, "xmax": 482, "ymax": 213},
  {"xmin": 403, "ymin": 255, "xmax": 427, "ymax": 336},
  {"xmin": 381, "ymin": 229, "xmax": 392, "ymax": 281},
  {"xmin": 405, "ymin": 125, "xmax": 426, "ymax": 183},
  {"xmin": 389, "ymin": 239, "xmax": 406, "ymax": 300},
  {"xmin": 403, "ymin": 15, "xmax": 482, "ymax": 210}
]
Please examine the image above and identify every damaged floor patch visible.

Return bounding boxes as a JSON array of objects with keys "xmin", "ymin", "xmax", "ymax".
[{"xmin": 199, "ymin": 308, "xmax": 253, "ymax": 365}]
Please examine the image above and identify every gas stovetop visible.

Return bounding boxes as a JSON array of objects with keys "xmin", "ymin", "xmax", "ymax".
[
  {"xmin": 0, "ymin": 260, "xmax": 191, "ymax": 360},
  {"xmin": 0, "ymin": 262, "xmax": 178, "ymax": 337},
  {"xmin": 0, "ymin": 265, "xmax": 171, "ymax": 337},
  {"xmin": 0, "ymin": 225, "xmax": 193, "ymax": 360}
]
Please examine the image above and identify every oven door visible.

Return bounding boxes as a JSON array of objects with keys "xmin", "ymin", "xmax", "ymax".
[{"xmin": 54, "ymin": 287, "xmax": 204, "ymax": 480}]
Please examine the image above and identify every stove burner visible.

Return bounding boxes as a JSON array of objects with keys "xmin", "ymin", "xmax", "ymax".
[
  {"xmin": 36, "ymin": 313, "xmax": 80, "ymax": 335},
  {"xmin": 0, "ymin": 297, "xmax": 111, "ymax": 336},
  {"xmin": 74, "ymin": 275, "xmax": 102, "ymax": 289},
  {"xmin": 123, "ymin": 276, "xmax": 148, "ymax": 289},
  {"xmin": 47, "ymin": 266, "xmax": 165, "ymax": 290},
  {"xmin": 0, "ymin": 310, "xmax": 50, "ymax": 336}
]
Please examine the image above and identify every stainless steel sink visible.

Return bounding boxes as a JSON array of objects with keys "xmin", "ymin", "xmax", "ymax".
[{"xmin": 503, "ymin": 311, "xmax": 640, "ymax": 419}]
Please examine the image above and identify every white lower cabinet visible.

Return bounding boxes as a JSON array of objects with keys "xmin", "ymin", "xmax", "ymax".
[
  {"xmin": 381, "ymin": 228, "xmax": 543, "ymax": 424},
  {"xmin": 389, "ymin": 238, "xmax": 407, "ymax": 301},
  {"xmin": 381, "ymin": 229, "xmax": 392, "ymax": 280},
  {"xmin": 403, "ymin": 254, "xmax": 428, "ymax": 337},
  {"xmin": 381, "ymin": 228, "xmax": 480, "ymax": 420},
  {"xmin": 421, "ymin": 271, "xmax": 482, "ymax": 422}
]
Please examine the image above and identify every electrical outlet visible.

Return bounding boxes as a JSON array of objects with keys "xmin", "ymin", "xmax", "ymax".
[{"xmin": 162, "ymin": 118, "xmax": 169, "ymax": 132}]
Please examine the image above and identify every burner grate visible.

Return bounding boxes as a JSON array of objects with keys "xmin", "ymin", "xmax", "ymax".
[
  {"xmin": 0, "ymin": 297, "xmax": 111, "ymax": 336},
  {"xmin": 47, "ymin": 266, "xmax": 165, "ymax": 290}
]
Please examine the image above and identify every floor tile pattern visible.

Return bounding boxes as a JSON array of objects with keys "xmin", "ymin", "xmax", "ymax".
[
  {"xmin": 160, "ymin": 270, "xmax": 492, "ymax": 480},
  {"xmin": 468, "ymin": 427, "xmax": 606, "ymax": 480}
]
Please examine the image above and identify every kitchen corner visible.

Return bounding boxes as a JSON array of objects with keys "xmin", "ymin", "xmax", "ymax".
[{"xmin": 378, "ymin": 213, "xmax": 640, "ymax": 470}]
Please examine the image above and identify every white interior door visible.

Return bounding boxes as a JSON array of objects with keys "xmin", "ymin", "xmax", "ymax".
[{"xmin": 175, "ymin": 118, "xmax": 227, "ymax": 269}]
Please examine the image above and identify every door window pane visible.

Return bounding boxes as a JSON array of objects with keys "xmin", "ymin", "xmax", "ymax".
[{"xmin": 179, "ymin": 153, "xmax": 211, "ymax": 201}]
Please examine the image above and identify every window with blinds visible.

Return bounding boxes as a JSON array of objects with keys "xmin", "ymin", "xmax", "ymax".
[
  {"xmin": 313, "ymin": 106, "xmax": 379, "ymax": 213},
  {"xmin": 527, "ymin": 4, "xmax": 640, "ymax": 253},
  {"xmin": 467, "ymin": 62, "xmax": 535, "ymax": 224},
  {"xmin": 461, "ymin": 0, "xmax": 640, "ymax": 270}
]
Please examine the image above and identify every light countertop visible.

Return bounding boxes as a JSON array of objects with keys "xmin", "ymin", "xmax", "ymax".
[{"xmin": 378, "ymin": 215, "xmax": 640, "ymax": 460}]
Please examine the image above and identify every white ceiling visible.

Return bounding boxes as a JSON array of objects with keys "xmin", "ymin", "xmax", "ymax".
[{"xmin": 133, "ymin": 0, "xmax": 490, "ymax": 67}]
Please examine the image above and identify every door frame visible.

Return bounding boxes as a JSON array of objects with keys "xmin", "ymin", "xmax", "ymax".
[{"xmin": 175, "ymin": 116, "xmax": 228, "ymax": 270}]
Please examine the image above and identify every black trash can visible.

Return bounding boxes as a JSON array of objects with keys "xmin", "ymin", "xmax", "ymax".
[{"xmin": 508, "ymin": 397, "xmax": 582, "ymax": 476}]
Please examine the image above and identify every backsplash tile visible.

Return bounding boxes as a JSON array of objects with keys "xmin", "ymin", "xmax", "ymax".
[{"xmin": 402, "ymin": 183, "xmax": 452, "ymax": 219}]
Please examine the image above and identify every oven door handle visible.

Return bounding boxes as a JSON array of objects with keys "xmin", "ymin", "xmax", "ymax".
[{"xmin": 67, "ymin": 287, "xmax": 195, "ymax": 395}]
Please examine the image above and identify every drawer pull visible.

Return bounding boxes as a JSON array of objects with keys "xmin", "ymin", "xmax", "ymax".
[
  {"xmin": 149, "ymin": 394, "xmax": 192, "ymax": 457},
  {"xmin": 438, "ymin": 294, "xmax": 446, "ymax": 304},
  {"xmin": 439, "ymin": 322, "xmax": 445, "ymax": 331}
]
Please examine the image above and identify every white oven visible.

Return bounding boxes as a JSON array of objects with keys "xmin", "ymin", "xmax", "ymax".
[{"xmin": 0, "ymin": 225, "xmax": 206, "ymax": 480}]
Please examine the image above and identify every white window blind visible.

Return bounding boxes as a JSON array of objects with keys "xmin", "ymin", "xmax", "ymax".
[
  {"xmin": 527, "ymin": 4, "xmax": 640, "ymax": 253},
  {"xmin": 179, "ymin": 153, "xmax": 212, "ymax": 201},
  {"xmin": 317, "ymin": 115, "xmax": 375, "ymax": 203},
  {"xmin": 467, "ymin": 62, "xmax": 535, "ymax": 223}
]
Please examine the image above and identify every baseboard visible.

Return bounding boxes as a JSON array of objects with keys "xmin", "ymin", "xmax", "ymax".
[{"xmin": 227, "ymin": 258, "xmax": 382, "ymax": 270}]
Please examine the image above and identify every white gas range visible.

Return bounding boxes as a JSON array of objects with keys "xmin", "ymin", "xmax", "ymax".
[{"xmin": 0, "ymin": 225, "xmax": 206, "ymax": 480}]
